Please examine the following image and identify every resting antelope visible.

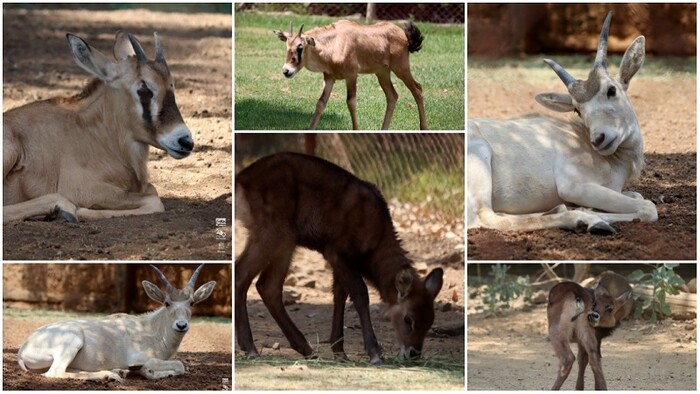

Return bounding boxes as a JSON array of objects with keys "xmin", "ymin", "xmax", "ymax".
[
  {"xmin": 467, "ymin": 11, "xmax": 657, "ymax": 234},
  {"xmin": 274, "ymin": 20, "xmax": 428, "ymax": 130},
  {"xmin": 18, "ymin": 264, "xmax": 216, "ymax": 381},
  {"xmin": 3, "ymin": 31, "xmax": 194, "ymax": 223}
]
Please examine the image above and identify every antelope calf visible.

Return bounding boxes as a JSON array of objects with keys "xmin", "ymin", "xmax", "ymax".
[
  {"xmin": 274, "ymin": 20, "xmax": 428, "ymax": 130},
  {"xmin": 468, "ymin": 12, "xmax": 657, "ymax": 234},
  {"xmin": 18, "ymin": 264, "xmax": 216, "ymax": 381},
  {"xmin": 4, "ymin": 31, "xmax": 193, "ymax": 223},
  {"xmin": 235, "ymin": 152, "xmax": 443, "ymax": 364},
  {"xmin": 547, "ymin": 271, "xmax": 633, "ymax": 390}
]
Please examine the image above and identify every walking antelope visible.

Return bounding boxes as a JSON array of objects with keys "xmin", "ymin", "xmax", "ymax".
[
  {"xmin": 3, "ymin": 31, "xmax": 193, "ymax": 223},
  {"xmin": 274, "ymin": 20, "xmax": 428, "ymax": 130},
  {"xmin": 468, "ymin": 12, "xmax": 657, "ymax": 234},
  {"xmin": 18, "ymin": 264, "xmax": 216, "ymax": 381}
]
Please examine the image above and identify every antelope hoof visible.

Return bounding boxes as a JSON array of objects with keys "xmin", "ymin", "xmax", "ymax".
[
  {"xmin": 245, "ymin": 350, "xmax": 261, "ymax": 360},
  {"xmin": 46, "ymin": 205, "xmax": 78, "ymax": 223},
  {"xmin": 333, "ymin": 352, "xmax": 350, "ymax": 362},
  {"xmin": 588, "ymin": 221, "xmax": 617, "ymax": 235},
  {"xmin": 369, "ymin": 355, "xmax": 385, "ymax": 366}
]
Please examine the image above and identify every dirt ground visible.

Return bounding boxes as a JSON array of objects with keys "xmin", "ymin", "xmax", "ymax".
[
  {"xmin": 467, "ymin": 295, "xmax": 697, "ymax": 390},
  {"xmin": 2, "ymin": 9, "xmax": 232, "ymax": 260},
  {"xmin": 234, "ymin": 212, "xmax": 465, "ymax": 371},
  {"xmin": 3, "ymin": 314, "xmax": 232, "ymax": 390},
  {"xmin": 467, "ymin": 62, "xmax": 696, "ymax": 260}
]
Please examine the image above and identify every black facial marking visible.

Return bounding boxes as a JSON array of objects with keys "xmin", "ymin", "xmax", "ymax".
[
  {"xmin": 296, "ymin": 44, "xmax": 303, "ymax": 62},
  {"xmin": 607, "ymin": 85, "xmax": 616, "ymax": 99},
  {"xmin": 574, "ymin": 108, "xmax": 581, "ymax": 117},
  {"xmin": 137, "ymin": 81, "xmax": 154, "ymax": 130},
  {"xmin": 159, "ymin": 89, "xmax": 185, "ymax": 125}
]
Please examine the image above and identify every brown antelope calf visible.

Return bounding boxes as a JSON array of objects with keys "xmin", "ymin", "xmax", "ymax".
[
  {"xmin": 547, "ymin": 271, "xmax": 633, "ymax": 390},
  {"xmin": 235, "ymin": 152, "xmax": 443, "ymax": 364},
  {"xmin": 3, "ymin": 31, "xmax": 193, "ymax": 223},
  {"xmin": 274, "ymin": 20, "xmax": 428, "ymax": 130}
]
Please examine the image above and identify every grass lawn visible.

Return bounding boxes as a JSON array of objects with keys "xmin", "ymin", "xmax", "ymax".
[{"xmin": 235, "ymin": 12, "xmax": 465, "ymax": 130}]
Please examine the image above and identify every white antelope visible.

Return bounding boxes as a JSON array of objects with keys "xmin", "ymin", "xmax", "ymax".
[
  {"xmin": 468, "ymin": 12, "xmax": 657, "ymax": 234},
  {"xmin": 3, "ymin": 31, "xmax": 194, "ymax": 223},
  {"xmin": 274, "ymin": 20, "xmax": 428, "ymax": 130},
  {"xmin": 18, "ymin": 264, "xmax": 216, "ymax": 381}
]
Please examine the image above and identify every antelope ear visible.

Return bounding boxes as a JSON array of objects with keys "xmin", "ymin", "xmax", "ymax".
[
  {"xmin": 193, "ymin": 281, "xmax": 217, "ymax": 304},
  {"xmin": 273, "ymin": 30, "xmax": 288, "ymax": 42},
  {"xmin": 142, "ymin": 280, "xmax": 165, "ymax": 303},
  {"xmin": 424, "ymin": 268, "xmax": 444, "ymax": 300},
  {"xmin": 618, "ymin": 36, "xmax": 645, "ymax": 90},
  {"xmin": 113, "ymin": 30, "xmax": 135, "ymax": 61},
  {"xmin": 67, "ymin": 33, "xmax": 117, "ymax": 82},
  {"xmin": 614, "ymin": 290, "xmax": 631, "ymax": 306},
  {"xmin": 305, "ymin": 37, "xmax": 315, "ymax": 47},
  {"xmin": 535, "ymin": 92, "xmax": 575, "ymax": 113},
  {"xmin": 395, "ymin": 268, "xmax": 414, "ymax": 299}
]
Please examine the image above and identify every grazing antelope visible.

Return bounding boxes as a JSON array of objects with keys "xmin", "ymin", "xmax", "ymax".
[
  {"xmin": 467, "ymin": 12, "xmax": 657, "ymax": 234},
  {"xmin": 547, "ymin": 271, "xmax": 633, "ymax": 390},
  {"xmin": 235, "ymin": 152, "xmax": 443, "ymax": 364},
  {"xmin": 18, "ymin": 264, "xmax": 216, "ymax": 381},
  {"xmin": 3, "ymin": 31, "xmax": 194, "ymax": 223},
  {"xmin": 274, "ymin": 20, "xmax": 428, "ymax": 130}
]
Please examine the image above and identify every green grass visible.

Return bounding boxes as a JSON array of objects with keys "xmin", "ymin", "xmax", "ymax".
[
  {"xmin": 235, "ymin": 12, "xmax": 465, "ymax": 130},
  {"xmin": 235, "ymin": 356, "xmax": 464, "ymax": 390}
]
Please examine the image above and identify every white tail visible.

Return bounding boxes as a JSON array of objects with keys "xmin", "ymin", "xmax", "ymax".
[
  {"xmin": 468, "ymin": 11, "xmax": 657, "ymax": 234},
  {"xmin": 17, "ymin": 264, "xmax": 216, "ymax": 381}
]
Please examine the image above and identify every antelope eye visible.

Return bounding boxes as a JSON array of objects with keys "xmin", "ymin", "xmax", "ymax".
[
  {"xmin": 606, "ymin": 306, "xmax": 614, "ymax": 312},
  {"xmin": 137, "ymin": 81, "xmax": 153, "ymax": 99},
  {"xmin": 404, "ymin": 315, "xmax": 414, "ymax": 328},
  {"xmin": 165, "ymin": 301, "xmax": 171, "ymax": 307},
  {"xmin": 190, "ymin": 301, "xmax": 195, "ymax": 307},
  {"xmin": 574, "ymin": 108, "xmax": 581, "ymax": 117},
  {"xmin": 607, "ymin": 86, "xmax": 616, "ymax": 98}
]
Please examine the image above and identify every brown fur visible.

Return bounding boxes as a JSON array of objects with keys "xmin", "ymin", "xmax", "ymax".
[
  {"xmin": 547, "ymin": 272, "xmax": 632, "ymax": 390},
  {"xmin": 274, "ymin": 20, "xmax": 428, "ymax": 130},
  {"xmin": 235, "ymin": 152, "xmax": 443, "ymax": 364},
  {"xmin": 3, "ymin": 32, "xmax": 192, "ymax": 223}
]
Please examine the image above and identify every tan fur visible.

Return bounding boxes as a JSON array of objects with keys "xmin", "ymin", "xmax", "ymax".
[{"xmin": 3, "ymin": 32, "xmax": 193, "ymax": 223}]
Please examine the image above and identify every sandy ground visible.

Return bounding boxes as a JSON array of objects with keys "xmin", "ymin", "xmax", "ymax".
[
  {"xmin": 467, "ymin": 61, "xmax": 696, "ymax": 260},
  {"xmin": 234, "ymin": 217, "xmax": 465, "ymax": 376},
  {"xmin": 467, "ymin": 296, "xmax": 697, "ymax": 390},
  {"xmin": 3, "ymin": 314, "xmax": 232, "ymax": 390},
  {"xmin": 2, "ymin": 9, "xmax": 232, "ymax": 260}
]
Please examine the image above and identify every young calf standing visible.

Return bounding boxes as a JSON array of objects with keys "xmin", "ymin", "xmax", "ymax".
[
  {"xmin": 547, "ymin": 271, "xmax": 633, "ymax": 390},
  {"xmin": 235, "ymin": 152, "xmax": 443, "ymax": 364}
]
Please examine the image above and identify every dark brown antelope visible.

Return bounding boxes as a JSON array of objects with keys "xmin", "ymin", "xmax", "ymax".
[
  {"xmin": 468, "ymin": 11, "xmax": 656, "ymax": 234},
  {"xmin": 18, "ymin": 264, "xmax": 216, "ymax": 381},
  {"xmin": 4, "ymin": 31, "xmax": 193, "ymax": 223},
  {"xmin": 235, "ymin": 152, "xmax": 443, "ymax": 364},
  {"xmin": 547, "ymin": 271, "xmax": 633, "ymax": 390},
  {"xmin": 274, "ymin": 20, "xmax": 428, "ymax": 130}
]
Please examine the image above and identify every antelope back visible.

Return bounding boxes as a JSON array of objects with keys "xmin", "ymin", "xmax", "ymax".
[
  {"xmin": 66, "ymin": 31, "xmax": 194, "ymax": 159},
  {"xmin": 534, "ymin": 11, "xmax": 645, "ymax": 157}
]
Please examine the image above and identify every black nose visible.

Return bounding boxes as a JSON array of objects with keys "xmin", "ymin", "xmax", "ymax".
[
  {"xmin": 588, "ymin": 312, "xmax": 600, "ymax": 322},
  {"xmin": 176, "ymin": 322, "xmax": 188, "ymax": 331},
  {"xmin": 178, "ymin": 136, "xmax": 194, "ymax": 152},
  {"xmin": 593, "ymin": 133, "xmax": 606, "ymax": 148}
]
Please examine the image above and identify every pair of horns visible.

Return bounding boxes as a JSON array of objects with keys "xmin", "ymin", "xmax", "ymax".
[
  {"xmin": 544, "ymin": 11, "xmax": 612, "ymax": 103},
  {"xmin": 288, "ymin": 22, "xmax": 305, "ymax": 38},
  {"xmin": 126, "ymin": 32, "xmax": 166, "ymax": 66},
  {"xmin": 150, "ymin": 264, "xmax": 205, "ymax": 291}
]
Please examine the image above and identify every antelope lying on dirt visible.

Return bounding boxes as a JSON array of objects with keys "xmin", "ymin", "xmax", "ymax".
[
  {"xmin": 235, "ymin": 152, "xmax": 443, "ymax": 364},
  {"xmin": 18, "ymin": 264, "xmax": 216, "ymax": 381},
  {"xmin": 274, "ymin": 20, "xmax": 428, "ymax": 130},
  {"xmin": 4, "ymin": 31, "xmax": 194, "ymax": 223},
  {"xmin": 547, "ymin": 271, "xmax": 633, "ymax": 390},
  {"xmin": 467, "ymin": 12, "xmax": 657, "ymax": 234}
]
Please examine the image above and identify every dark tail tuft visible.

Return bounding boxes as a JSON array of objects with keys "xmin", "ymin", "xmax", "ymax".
[{"xmin": 404, "ymin": 20, "xmax": 424, "ymax": 53}]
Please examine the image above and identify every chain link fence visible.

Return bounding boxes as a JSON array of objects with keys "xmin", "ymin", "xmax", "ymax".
[
  {"xmin": 236, "ymin": 3, "xmax": 464, "ymax": 24},
  {"xmin": 235, "ymin": 133, "xmax": 464, "ymax": 224}
]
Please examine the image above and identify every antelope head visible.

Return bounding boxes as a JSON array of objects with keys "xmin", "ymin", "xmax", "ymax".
[
  {"xmin": 66, "ymin": 31, "xmax": 195, "ymax": 159},
  {"xmin": 142, "ymin": 264, "xmax": 217, "ymax": 333},
  {"xmin": 273, "ymin": 22, "xmax": 316, "ymax": 78},
  {"xmin": 535, "ymin": 11, "xmax": 646, "ymax": 156}
]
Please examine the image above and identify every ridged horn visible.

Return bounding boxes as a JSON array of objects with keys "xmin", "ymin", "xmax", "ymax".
[
  {"xmin": 128, "ymin": 33, "xmax": 147, "ymax": 64},
  {"xmin": 298, "ymin": 24, "xmax": 305, "ymax": 36},
  {"xmin": 289, "ymin": 21, "xmax": 293, "ymax": 38},
  {"xmin": 150, "ymin": 265, "xmax": 174, "ymax": 291},
  {"xmin": 186, "ymin": 264, "xmax": 206, "ymax": 289},
  {"xmin": 154, "ymin": 32, "xmax": 165, "ymax": 65},
  {"xmin": 543, "ymin": 58, "xmax": 576, "ymax": 87},
  {"xmin": 594, "ymin": 11, "xmax": 613, "ymax": 69}
]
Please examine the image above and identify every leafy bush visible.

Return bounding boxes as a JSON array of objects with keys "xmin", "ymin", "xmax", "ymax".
[
  {"xmin": 481, "ymin": 264, "xmax": 531, "ymax": 316},
  {"xmin": 628, "ymin": 263, "xmax": 686, "ymax": 322}
]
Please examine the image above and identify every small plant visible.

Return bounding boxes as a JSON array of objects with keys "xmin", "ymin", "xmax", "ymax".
[
  {"xmin": 481, "ymin": 264, "xmax": 531, "ymax": 316},
  {"xmin": 628, "ymin": 263, "xmax": 686, "ymax": 322}
]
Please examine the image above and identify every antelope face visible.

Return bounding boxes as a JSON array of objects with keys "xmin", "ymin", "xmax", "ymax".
[
  {"xmin": 163, "ymin": 289, "xmax": 196, "ymax": 333},
  {"xmin": 67, "ymin": 32, "xmax": 194, "ymax": 160},
  {"xmin": 588, "ymin": 284, "xmax": 631, "ymax": 328},
  {"xmin": 274, "ymin": 22, "xmax": 315, "ymax": 78},
  {"xmin": 388, "ymin": 268, "xmax": 443, "ymax": 359}
]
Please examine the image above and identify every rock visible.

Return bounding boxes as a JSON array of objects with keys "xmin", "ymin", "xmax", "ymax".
[
  {"xmin": 283, "ymin": 290, "xmax": 301, "ymax": 306},
  {"xmin": 284, "ymin": 275, "xmax": 298, "ymax": 286},
  {"xmin": 272, "ymin": 342, "xmax": 280, "ymax": 350},
  {"xmin": 531, "ymin": 290, "xmax": 548, "ymax": 304},
  {"xmin": 439, "ymin": 302, "xmax": 452, "ymax": 312},
  {"xmin": 302, "ymin": 280, "xmax": 316, "ymax": 289},
  {"xmin": 414, "ymin": 262, "xmax": 429, "ymax": 274},
  {"xmin": 688, "ymin": 278, "xmax": 696, "ymax": 293}
]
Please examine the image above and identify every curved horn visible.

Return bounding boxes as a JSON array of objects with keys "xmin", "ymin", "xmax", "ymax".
[
  {"xmin": 543, "ymin": 58, "xmax": 576, "ymax": 87},
  {"xmin": 289, "ymin": 21, "xmax": 293, "ymax": 38},
  {"xmin": 154, "ymin": 32, "xmax": 165, "ymax": 65},
  {"xmin": 150, "ymin": 265, "xmax": 174, "ymax": 291},
  {"xmin": 186, "ymin": 264, "xmax": 206, "ymax": 289},
  {"xmin": 594, "ymin": 11, "xmax": 613, "ymax": 69},
  {"xmin": 128, "ymin": 33, "xmax": 148, "ymax": 64},
  {"xmin": 298, "ymin": 24, "xmax": 305, "ymax": 37}
]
